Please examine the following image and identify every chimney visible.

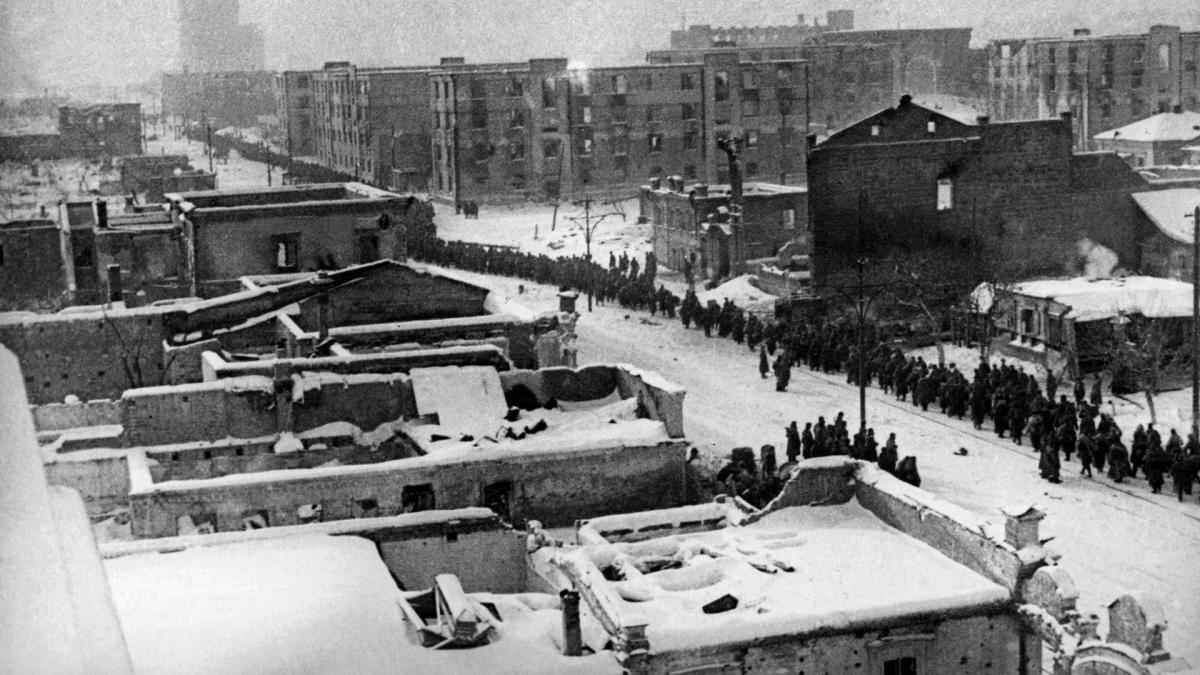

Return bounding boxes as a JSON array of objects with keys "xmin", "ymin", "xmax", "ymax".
[
  {"xmin": 1060, "ymin": 111, "xmax": 1073, "ymax": 121},
  {"xmin": 1003, "ymin": 505, "xmax": 1046, "ymax": 549},
  {"xmin": 560, "ymin": 589, "xmax": 582, "ymax": 656},
  {"xmin": 38, "ymin": 204, "xmax": 46, "ymax": 217},
  {"xmin": 692, "ymin": 183, "xmax": 708, "ymax": 198},
  {"xmin": 1173, "ymin": 104, "xmax": 1183, "ymax": 114},
  {"xmin": 649, "ymin": 176, "xmax": 662, "ymax": 190},
  {"xmin": 976, "ymin": 115, "xmax": 990, "ymax": 125},
  {"xmin": 106, "ymin": 264, "xmax": 123, "ymax": 304},
  {"xmin": 1073, "ymin": 28, "xmax": 1091, "ymax": 36},
  {"xmin": 899, "ymin": 94, "xmax": 913, "ymax": 107},
  {"xmin": 93, "ymin": 199, "xmax": 108, "ymax": 229}
]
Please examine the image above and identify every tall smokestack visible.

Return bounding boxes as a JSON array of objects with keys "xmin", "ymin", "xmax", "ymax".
[
  {"xmin": 106, "ymin": 265, "xmax": 123, "ymax": 305},
  {"xmin": 561, "ymin": 589, "xmax": 582, "ymax": 656}
]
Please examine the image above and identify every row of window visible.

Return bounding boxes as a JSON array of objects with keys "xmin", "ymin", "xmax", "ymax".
[{"xmin": 271, "ymin": 230, "xmax": 382, "ymax": 272}]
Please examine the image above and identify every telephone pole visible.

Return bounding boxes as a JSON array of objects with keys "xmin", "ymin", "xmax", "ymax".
[
  {"xmin": 1188, "ymin": 205, "xmax": 1199, "ymax": 439},
  {"xmin": 566, "ymin": 197, "xmax": 615, "ymax": 311}
]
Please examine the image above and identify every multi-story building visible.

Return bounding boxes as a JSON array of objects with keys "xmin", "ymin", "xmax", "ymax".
[
  {"xmin": 665, "ymin": 15, "xmax": 979, "ymax": 104},
  {"xmin": 177, "ymin": 0, "xmax": 264, "ymax": 73},
  {"xmin": 1092, "ymin": 107, "xmax": 1200, "ymax": 167},
  {"xmin": 987, "ymin": 25, "xmax": 1200, "ymax": 150},
  {"xmin": 667, "ymin": 10, "xmax": 854, "ymax": 49},
  {"xmin": 310, "ymin": 62, "xmax": 440, "ymax": 191},
  {"xmin": 646, "ymin": 43, "xmax": 899, "ymax": 135},
  {"xmin": 430, "ymin": 54, "xmax": 810, "ymax": 204},
  {"xmin": 273, "ymin": 70, "xmax": 316, "ymax": 158}
]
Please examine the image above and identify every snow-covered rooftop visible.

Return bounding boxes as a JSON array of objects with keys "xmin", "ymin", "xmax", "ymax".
[
  {"xmin": 972, "ymin": 276, "xmax": 1195, "ymax": 322},
  {"xmin": 576, "ymin": 501, "xmax": 1010, "ymax": 652},
  {"xmin": 1093, "ymin": 110, "xmax": 1200, "ymax": 143},
  {"xmin": 104, "ymin": 534, "xmax": 411, "ymax": 675},
  {"xmin": 1132, "ymin": 188, "xmax": 1199, "ymax": 245}
]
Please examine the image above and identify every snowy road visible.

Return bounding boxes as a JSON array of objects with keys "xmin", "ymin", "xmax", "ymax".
[{"xmin": 435, "ymin": 265, "xmax": 1200, "ymax": 664}]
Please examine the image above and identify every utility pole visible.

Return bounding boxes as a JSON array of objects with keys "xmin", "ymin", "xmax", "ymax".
[
  {"xmin": 205, "ymin": 121, "xmax": 213, "ymax": 174},
  {"xmin": 1188, "ymin": 205, "xmax": 1199, "ymax": 439},
  {"xmin": 566, "ymin": 196, "xmax": 615, "ymax": 312}
]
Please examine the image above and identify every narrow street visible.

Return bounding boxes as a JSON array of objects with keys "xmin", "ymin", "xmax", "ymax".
[{"xmin": 435, "ymin": 263, "xmax": 1200, "ymax": 664}]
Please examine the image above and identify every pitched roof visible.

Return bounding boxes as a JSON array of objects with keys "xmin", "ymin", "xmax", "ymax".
[
  {"xmin": 1093, "ymin": 110, "xmax": 1200, "ymax": 143},
  {"xmin": 1132, "ymin": 188, "xmax": 1199, "ymax": 244}
]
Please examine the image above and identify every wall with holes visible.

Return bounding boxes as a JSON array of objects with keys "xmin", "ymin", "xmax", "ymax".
[
  {"xmin": 128, "ymin": 439, "xmax": 688, "ymax": 538},
  {"xmin": 648, "ymin": 614, "xmax": 1025, "ymax": 675},
  {"xmin": 0, "ymin": 308, "xmax": 167, "ymax": 405}
]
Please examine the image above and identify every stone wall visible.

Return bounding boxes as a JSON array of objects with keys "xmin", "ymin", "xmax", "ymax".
[{"xmin": 128, "ymin": 439, "xmax": 688, "ymax": 538}]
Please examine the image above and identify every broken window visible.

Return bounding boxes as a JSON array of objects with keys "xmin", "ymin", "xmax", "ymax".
[
  {"xmin": 178, "ymin": 504, "xmax": 217, "ymax": 535},
  {"xmin": 355, "ymin": 229, "xmax": 380, "ymax": 263},
  {"xmin": 714, "ymin": 71, "xmax": 730, "ymax": 101},
  {"xmin": 542, "ymin": 138, "xmax": 561, "ymax": 157},
  {"xmin": 782, "ymin": 208, "xmax": 795, "ymax": 229},
  {"xmin": 612, "ymin": 73, "xmax": 627, "ymax": 94},
  {"xmin": 355, "ymin": 498, "xmax": 379, "ymax": 518},
  {"xmin": 509, "ymin": 109, "xmax": 525, "ymax": 128},
  {"xmin": 648, "ymin": 133, "xmax": 664, "ymax": 153},
  {"xmin": 681, "ymin": 103, "xmax": 697, "ymax": 121},
  {"xmin": 883, "ymin": 657, "xmax": 918, "ymax": 675},
  {"xmin": 937, "ymin": 179, "xmax": 954, "ymax": 211},
  {"xmin": 541, "ymin": 77, "xmax": 558, "ymax": 109},
  {"xmin": 482, "ymin": 481, "xmax": 513, "ymax": 521},
  {"xmin": 297, "ymin": 502, "xmax": 323, "ymax": 524},
  {"xmin": 507, "ymin": 78, "xmax": 524, "ymax": 97},
  {"xmin": 241, "ymin": 509, "xmax": 269, "ymax": 530},
  {"xmin": 272, "ymin": 233, "xmax": 300, "ymax": 271},
  {"xmin": 402, "ymin": 484, "xmax": 436, "ymax": 512},
  {"xmin": 745, "ymin": 130, "xmax": 759, "ymax": 147},
  {"xmin": 680, "ymin": 72, "xmax": 696, "ymax": 90}
]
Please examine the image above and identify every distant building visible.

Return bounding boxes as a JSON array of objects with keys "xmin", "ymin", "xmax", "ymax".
[
  {"xmin": 164, "ymin": 182, "xmax": 429, "ymax": 296},
  {"xmin": 1093, "ymin": 107, "xmax": 1200, "ymax": 167},
  {"xmin": 987, "ymin": 26, "xmax": 1200, "ymax": 150},
  {"xmin": 431, "ymin": 54, "xmax": 810, "ymax": 205},
  {"xmin": 0, "ymin": 103, "xmax": 143, "ymax": 161},
  {"xmin": 161, "ymin": 70, "xmax": 276, "ymax": 130},
  {"xmin": 807, "ymin": 96, "xmax": 1150, "ymax": 284},
  {"xmin": 273, "ymin": 71, "xmax": 316, "ymax": 158},
  {"xmin": 177, "ymin": 0, "xmax": 264, "ymax": 73},
  {"xmin": 645, "ymin": 43, "xmax": 900, "ymax": 135},
  {"xmin": 666, "ymin": 16, "xmax": 979, "ymax": 103},
  {"xmin": 309, "ymin": 62, "xmax": 439, "ymax": 191},
  {"xmin": 641, "ymin": 178, "xmax": 807, "ymax": 279}
]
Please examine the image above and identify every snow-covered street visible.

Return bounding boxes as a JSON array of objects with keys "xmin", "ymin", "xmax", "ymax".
[{"xmin": 428, "ymin": 202, "xmax": 1200, "ymax": 665}]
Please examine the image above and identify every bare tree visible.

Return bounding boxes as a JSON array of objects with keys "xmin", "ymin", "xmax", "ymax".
[{"xmin": 1100, "ymin": 311, "xmax": 1194, "ymax": 424}]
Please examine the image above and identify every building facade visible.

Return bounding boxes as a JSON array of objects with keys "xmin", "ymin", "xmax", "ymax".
[
  {"xmin": 665, "ymin": 17, "xmax": 979, "ymax": 104},
  {"xmin": 310, "ymin": 62, "xmax": 438, "ymax": 191},
  {"xmin": 987, "ymin": 25, "xmax": 1200, "ymax": 150},
  {"xmin": 1092, "ymin": 108, "xmax": 1200, "ymax": 167},
  {"xmin": 273, "ymin": 71, "xmax": 316, "ymax": 158},
  {"xmin": 641, "ymin": 179, "xmax": 807, "ymax": 278},
  {"xmin": 807, "ymin": 97, "xmax": 1150, "ymax": 285},
  {"xmin": 431, "ymin": 55, "xmax": 810, "ymax": 204},
  {"xmin": 58, "ymin": 104, "xmax": 143, "ymax": 158},
  {"xmin": 177, "ymin": 0, "xmax": 264, "ymax": 73},
  {"xmin": 646, "ymin": 43, "xmax": 900, "ymax": 136}
]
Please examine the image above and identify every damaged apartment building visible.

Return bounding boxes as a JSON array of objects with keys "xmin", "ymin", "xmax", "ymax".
[
  {"xmin": 0, "ymin": 181, "xmax": 434, "ymax": 308},
  {"xmin": 4, "ymin": 258, "xmax": 693, "ymax": 542},
  {"xmin": 1, "ymin": 351, "xmax": 1188, "ymax": 674}
]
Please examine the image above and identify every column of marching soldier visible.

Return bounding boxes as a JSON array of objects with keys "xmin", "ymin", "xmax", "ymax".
[{"xmin": 409, "ymin": 233, "xmax": 1200, "ymax": 503}]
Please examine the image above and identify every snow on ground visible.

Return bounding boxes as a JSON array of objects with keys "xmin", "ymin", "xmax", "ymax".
[
  {"xmin": 427, "ymin": 261, "xmax": 1200, "ymax": 665},
  {"xmin": 145, "ymin": 124, "xmax": 279, "ymax": 193}
]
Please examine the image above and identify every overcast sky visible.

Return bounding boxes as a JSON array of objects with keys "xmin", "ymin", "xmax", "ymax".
[{"xmin": 4, "ymin": 1, "xmax": 1195, "ymax": 96}]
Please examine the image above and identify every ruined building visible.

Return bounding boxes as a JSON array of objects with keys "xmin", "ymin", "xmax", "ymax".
[{"xmin": 987, "ymin": 25, "xmax": 1200, "ymax": 150}]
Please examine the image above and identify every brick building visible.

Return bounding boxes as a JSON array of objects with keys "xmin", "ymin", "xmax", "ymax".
[
  {"xmin": 665, "ymin": 16, "xmax": 979, "ymax": 103},
  {"xmin": 1093, "ymin": 107, "xmax": 1200, "ymax": 167},
  {"xmin": 177, "ymin": 0, "xmax": 264, "ymax": 73},
  {"xmin": 273, "ymin": 71, "xmax": 315, "ymax": 158},
  {"xmin": 645, "ymin": 43, "xmax": 899, "ymax": 135},
  {"xmin": 641, "ymin": 178, "xmax": 806, "ymax": 278},
  {"xmin": 308, "ymin": 62, "xmax": 449, "ymax": 192},
  {"xmin": 164, "ymin": 182, "xmax": 429, "ymax": 296},
  {"xmin": 987, "ymin": 25, "xmax": 1200, "ymax": 150},
  {"xmin": 431, "ymin": 54, "xmax": 810, "ymax": 204},
  {"xmin": 59, "ymin": 104, "xmax": 143, "ymax": 158},
  {"xmin": 806, "ymin": 96, "xmax": 1150, "ymax": 285}
]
